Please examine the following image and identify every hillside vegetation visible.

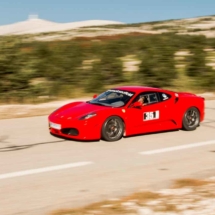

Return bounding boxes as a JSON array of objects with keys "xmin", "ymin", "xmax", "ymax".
[{"xmin": 0, "ymin": 31, "xmax": 215, "ymax": 103}]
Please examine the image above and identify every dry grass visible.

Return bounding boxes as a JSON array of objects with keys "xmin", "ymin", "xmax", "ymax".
[
  {"xmin": 122, "ymin": 191, "xmax": 161, "ymax": 202},
  {"xmin": 50, "ymin": 192, "xmax": 162, "ymax": 215},
  {"xmin": 153, "ymin": 203, "xmax": 178, "ymax": 212},
  {"xmin": 51, "ymin": 200, "xmax": 133, "ymax": 215},
  {"xmin": 50, "ymin": 178, "xmax": 215, "ymax": 215},
  {"xmin": 50, "ymin": 192, "xmax": 170, "ymax": 215},
  {"xmin": 172, "ymin": 178, "xmax": 211, "ymax": 188}
]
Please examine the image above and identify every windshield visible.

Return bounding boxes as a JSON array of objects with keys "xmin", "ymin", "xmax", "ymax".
[{"xmin": 88, "ymin": 89, "xmax": 135, "ymax": 107}]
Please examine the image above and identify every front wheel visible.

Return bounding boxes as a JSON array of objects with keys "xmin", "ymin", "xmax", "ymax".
[
  {"xmin": 101, "ymin": 116, "xmax": 124, "ymax": 142},
  {"xmin": 182, "ymin": 107, "xmax": 200, "ymax": 131}
]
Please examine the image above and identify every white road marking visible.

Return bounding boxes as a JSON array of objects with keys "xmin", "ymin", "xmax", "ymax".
[
  {"xmin": 139, "ymin": 140, "xmax": 215, "ymax": 155},
  {"xmin": 0, "ymin": 161, "xmax": 93, "ymax": 180}
]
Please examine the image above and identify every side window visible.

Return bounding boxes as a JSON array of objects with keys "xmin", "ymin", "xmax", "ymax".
[
  {"xmin": 143, "ymin": 93, "xmax": 159, "ymax": 105},
  {"xmin": 130, "ymin": 92, "xmax": 158, "ymax": 107},
  {"xmin": 158, "ymin": 92, "xmax": 171, "ymax": 101},
  {"xmin": 148, "ymin": 93, "xmax": 158, "ymax": 104}
]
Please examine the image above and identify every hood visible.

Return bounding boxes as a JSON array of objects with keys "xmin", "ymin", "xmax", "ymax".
[{"xmin": 50, "ymin": 101, "xmax": 109, "ymax": 120}]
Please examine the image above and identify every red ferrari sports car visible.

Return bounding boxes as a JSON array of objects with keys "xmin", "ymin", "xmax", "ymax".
[{"xmin": 48, "ymin": 86, "xmax": 205, "ymax": 141}]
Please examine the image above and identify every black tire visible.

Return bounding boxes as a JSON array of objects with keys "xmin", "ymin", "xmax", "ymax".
[
  {"xmin": 101, "ymin": 116, "xmax": 124, "ymax": 142},
  {"xmin": 182, "ymin": 107, "xmax": 200, "ymax": 131}
]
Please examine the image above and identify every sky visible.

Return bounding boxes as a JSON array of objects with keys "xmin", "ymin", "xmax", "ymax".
[{"xmin": 0, "ymin": 0, "xmax": 215, "ymax": 25}]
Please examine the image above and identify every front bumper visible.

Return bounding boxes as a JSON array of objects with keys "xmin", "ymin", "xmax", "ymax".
[{"xmin": 48, "ymin": 118, "xmax": 101, "ymax": 141}]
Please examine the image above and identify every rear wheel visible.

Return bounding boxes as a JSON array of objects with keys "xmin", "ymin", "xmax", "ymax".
[
  {"xmin": 102, "ymin": 116, "xmax": 124, "ymax": 142},
  {"xmin": 182, "ymin": 107, "xmax": 200, "ymax": 131}
]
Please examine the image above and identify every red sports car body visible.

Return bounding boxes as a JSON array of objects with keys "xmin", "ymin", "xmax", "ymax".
[{"xmin": 48, "ymin": 86, "xmax": 205, "ymax": 141}]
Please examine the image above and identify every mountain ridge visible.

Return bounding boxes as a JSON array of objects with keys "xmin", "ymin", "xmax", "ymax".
[
  {"xmin": 0, "ymin": 16, "xmax": 124, "ymax": 35},
  {"xmin": 1, "ymin": 15, "xmax": 215, "ymax": 40}
]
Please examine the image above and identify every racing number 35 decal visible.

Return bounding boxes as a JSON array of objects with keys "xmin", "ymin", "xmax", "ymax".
[{"xmin": 144, "ymin": 111, "xmax": 159, "ymax": 121}]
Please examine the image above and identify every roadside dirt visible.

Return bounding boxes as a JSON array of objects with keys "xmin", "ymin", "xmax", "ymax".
[{"xmin": 0, "ymin": 98, "xmax": 90, "ymax": 120}]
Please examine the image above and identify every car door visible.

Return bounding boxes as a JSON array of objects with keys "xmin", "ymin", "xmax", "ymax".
[
  {"xmin": 125, "ymin": 91, "xmax": 176, "ymax": 136},
  {"xmin": 156, "ymin": 91, "xmax": 179, "ymax": 130},
  {"xmin": 125, "ymin": 92, "xmax": 161, "ymax": 135},
  {"xmin": 140, "ymin": 92, "xmax": 163, "ymax": 133}
]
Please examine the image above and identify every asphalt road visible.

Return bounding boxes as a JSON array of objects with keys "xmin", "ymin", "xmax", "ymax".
[{"xmin": 0, "ymin": 100, "xmax": 215, "ymax": 215}]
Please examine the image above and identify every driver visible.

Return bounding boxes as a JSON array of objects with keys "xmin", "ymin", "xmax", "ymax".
[{"xmin": 138, "ymin": 96, "xmax": 146, "ymax": 106}]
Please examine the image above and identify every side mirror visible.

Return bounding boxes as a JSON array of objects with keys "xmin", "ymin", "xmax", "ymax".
[
  {"xmin": 131, "ymin": 101, "xmax": 143, "ymax": 108},
  {"xmin": 93, "ymin": 94, "xmax": 97, "ymax": 99}
]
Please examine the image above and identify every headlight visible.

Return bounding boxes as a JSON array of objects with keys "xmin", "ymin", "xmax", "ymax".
[{"xmin": 79, "ymin": 113, "xmax": 97, "ymax": 120}]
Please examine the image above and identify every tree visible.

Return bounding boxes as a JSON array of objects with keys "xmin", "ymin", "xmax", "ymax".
[
  {"xmin": 186, "ymin": 48, "xmax": 215, "ymax": 90},
  {"xmin": 138, "ymin": 45, "xmax": 177, "ymax": 88},
  {"xmin": 100, "ymin": 56, "xmax": 124, "ymax": 85},
  {"xmin": 186, "ymin": 48, "xmax": 207, "ymax": 77},
  {"xmin": 0, "ymin": 37, "xmax": 31, "ymax": 94},
  {"xmin": 85, "ymin": 61, "xmax": 105, "ymax": 93}
]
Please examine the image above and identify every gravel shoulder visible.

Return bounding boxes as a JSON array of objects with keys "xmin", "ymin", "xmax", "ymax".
[{"xmin": 0, "ymin": 97, "xmax": 91, "ymax": 120}]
